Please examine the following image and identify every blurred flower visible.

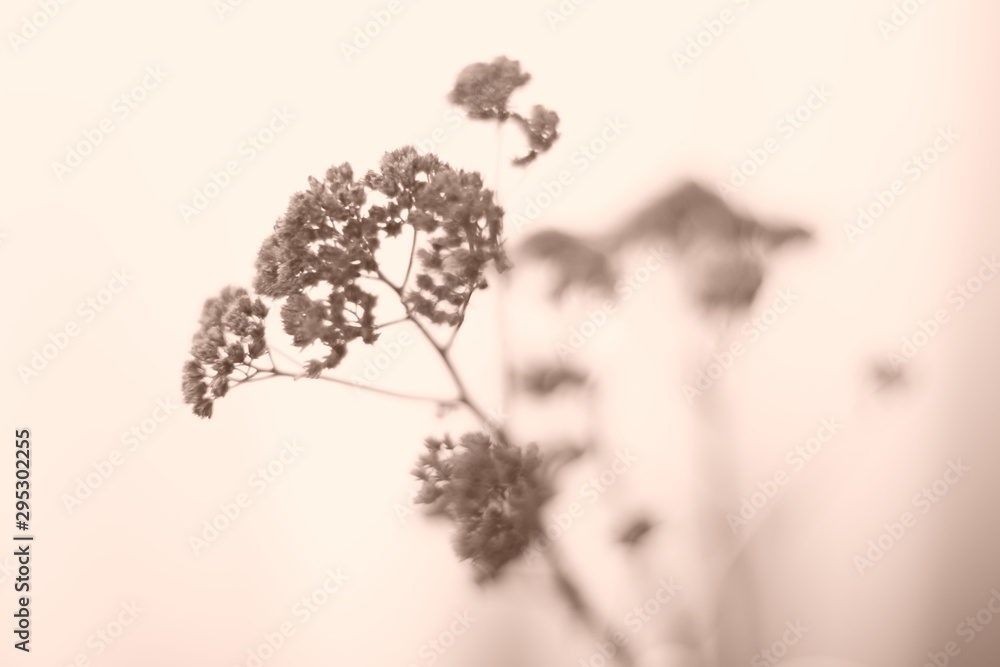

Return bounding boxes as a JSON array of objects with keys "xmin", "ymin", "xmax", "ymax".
[
  {"xmin": 616, "ymin": 180, "xmax": 812, "ymax": 312},
  {"xmin": 620, "ymin": 180, "xmax": 811, "ymax": 253},
  {"xmin": 616, "ymin": 514, "xmax": 657, "ymax": 548},
  {"xmin": 516, "ymin": 229, "xmax": 616, "ymax": 300},
  {"xmin": 688, "ymin": 245, "xmax": 764, "ymax": 311},
  {"xmin": 511, "ymin": 105, "xmax": 561, "ymax": 166},
  {"xmin": 412, "ymin": 432, "xmax": 553, "ymax": 582},
  {"xmin": 871, "ymin": 359, "xmax": 908, "ymax": 391},
  {"xmin": 447, "ymin": 56, "xmax": 531, "ymax": 121},
  {"xmin": 517, "ymin": 364, "xmax": 589, "ymax": 395},
  {"xmin": 448, "ymin": 57, "xmax": 561, "ymax": 166}
]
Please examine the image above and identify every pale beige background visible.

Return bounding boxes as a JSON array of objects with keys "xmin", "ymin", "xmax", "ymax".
[{"xmin": 2, "ymin": 0, "xmax": 1000, "ymax": 665}]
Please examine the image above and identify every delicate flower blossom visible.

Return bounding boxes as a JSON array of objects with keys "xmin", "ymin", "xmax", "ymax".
[
  {"xmin": 448, "ymin": 56, "xmax": 531, "ymax": 121},
  {"xmin": 182, "ymin": 286, "xmax": 269, "ymax": 418},
  {"xmin": 412, "ymin": 432, "xmax": 553, "ymax": 582}
]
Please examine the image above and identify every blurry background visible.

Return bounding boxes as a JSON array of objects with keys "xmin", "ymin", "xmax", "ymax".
[{"xmin": 2, "ymin": 0, "xmax": 1000, "ymax": 665}]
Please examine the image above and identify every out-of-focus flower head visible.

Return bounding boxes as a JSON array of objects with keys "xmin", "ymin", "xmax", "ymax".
[
  {"xmin": 448, "ymin": 56, "xmax": 531, "ymax": 121},
  {"xmin": 511, "ymin": 104, "xmax": 561, "ymax": 166},
  {"xmin": 448, "ymin": 57, "xmax": 561, "ymax": 167},
  {"xmin": 412, "ymin": 432, "xmax": 553, "ymax": 582}
]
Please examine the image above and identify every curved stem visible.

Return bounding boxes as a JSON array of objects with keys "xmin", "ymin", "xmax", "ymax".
[
  {"xmin": 495, "ymin": 118, "xmax": 504, "ymax": 204},
  {"xmin": 402, "ymin": 228, "xmax": 419, "ymax": 291},
  {"xmin": 235, "ymin": 366, "xmax": 459, "ymax": 407},
  {"xmin": 376, "ymin": 316, "xmax": 410, "ymax": 330},
  {"xmin": 375, "ymin": 269, "xmax": 510, "ymax": 444},
  {"xmin": 443, "ymin": 289, "xmax": 475, "ymax": 351},
  {"xmin": 544, "ymin": 545, "xmax": 636, "ymax": 667}
]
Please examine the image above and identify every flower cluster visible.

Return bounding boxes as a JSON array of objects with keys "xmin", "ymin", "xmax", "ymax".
[
  {"xmin": 367, "ymin": 148, "xmax": 509, "ymax": 325},
  {"xmin": 515, "ymin": 228, "xmax": 616, "ymax": 300},
  {"xmin": 253, "ymin": 161, "xmax": 378, "ymax": 374},
  {"xmin": 447, "ymin": 56, "xmax": 531, "ymax": 121},
  {"xmin": 510, "ymin": 105, "xmax": 561, "ymax": 166},
  {"xmin": 252, "ymin": 147, "xmax": 507, "ymax": 368},
  {"xmin": 412, "ymin": 432, "xmax": 553, "ymax": 582},
  {"xmin": 448, "ymin": 56, "xmax": 560, "ymax": 167},
  {"xmin": 181, "ymin": 147, "xmax": 507, "ymax": 418},
  {"xmin": 182, "ymin": 286, "xmax": 269, "ymax": 418}
]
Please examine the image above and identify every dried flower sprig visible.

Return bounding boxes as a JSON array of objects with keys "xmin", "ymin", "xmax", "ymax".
[
  {"xmin": 448, "ymin": 56, "xmax": 561, "ymax": 167},
  {"xmin": 448, "ymin": 56, "xmax": 531, "ymax": 121},
  {"xmin": 182, "ymin": 286, "xmax": 269, "ymax": 418},
  {"xmin": 182, "ymin": 146, "xmax": 509, "ymax": 418},
  {"xmin": 412, "ymin": 431, "xmax": 553, "ymax": 583}
]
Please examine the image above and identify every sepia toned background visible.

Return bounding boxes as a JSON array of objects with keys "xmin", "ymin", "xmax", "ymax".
[{"xmin": 2, "ymin": 0, "xmax": 1000, "ymax": 665}]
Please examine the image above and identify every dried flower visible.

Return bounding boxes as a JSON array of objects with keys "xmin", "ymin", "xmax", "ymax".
[
  {"xmin": 518, "ymin": 364, "xmax": 588, "ymax": 395},
  {"xmin": 511, "ymin": 105, "xmax": 561, "ymax": 166},
  {"xmin": 182, "ymin": 286, "xmax": 269, "ymax": 418},
  {"xmin": 616, "ymin": 515, "xmax": 657, "ymax": 548},
  {"xmin": 412, "ymin": 432, "xmax": 553, "ymax": 582},
  {"xmin": 516, "ymin": 229, "xmax": 616, "ymax": 300},
  {"xmin": 252, "ymin": 146, "xmax": 508, "ymax": 366},
  {"xmin": 448, "ymin": 56, "xmax": 531, "ymax": 121}
]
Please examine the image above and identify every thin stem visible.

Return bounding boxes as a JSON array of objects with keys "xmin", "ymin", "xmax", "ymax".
[
  {"xmin": 269, "ymin": 344, "xmax": 300, "ymax": 365},
  {"xmin": 376, "ymin": 317, "xmax": 410, "ymax": 330},
  {"xmin": 373, "ymin": 239, "xmax": 630, "ymax": 666},
  {"xmin": 237, "ymin": 366, "xmax": 459, "ymax": 407},
  {"xmin": 496, "ymin": 269, "xmax": 515, "ymax": 425},
  {"xmin": 376, "ymin": 270, "xmax": 402, "ymax": 293},
  {"xmin": 402, "ymin": 228, "xmax": 419, "ymax": 291},
  {"xmin": 495, "ymin": 119, "xmax": 504, "ymax": 204},
  {"xmin": 443, "ymin": 288, "xmax": 475, "ymax": 351},
  {"xmin": 375, "ymin": 269, "xmax": 509, "ymax": 445},
  {"xmin": 543, "ymin": 545, "xmax": 636, "ymax": 667}
]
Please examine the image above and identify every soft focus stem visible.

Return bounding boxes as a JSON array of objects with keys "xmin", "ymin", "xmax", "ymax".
[{"xmin": 543, "ymin": 545, "xmax": 636, "ymax": 667}]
